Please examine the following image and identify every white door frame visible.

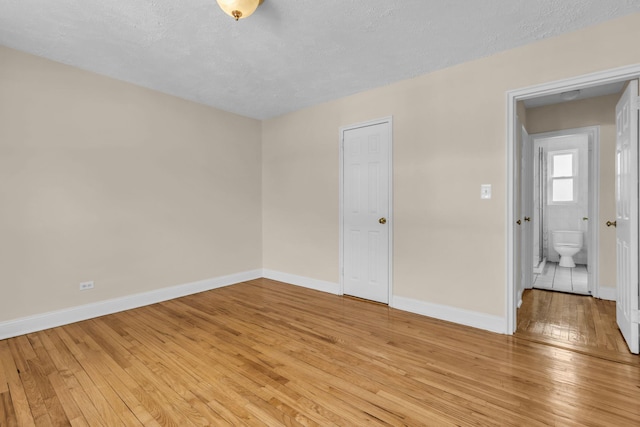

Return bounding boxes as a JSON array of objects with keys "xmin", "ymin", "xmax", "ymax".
[
  {"xmin": 528, "ymin": 126, "xmax": 600, "ymax": 296},
  {"xmin": 339, "ymin": 116, "xmax": 394, "ymax": 304},
  {"xmin": 520, "ymin": 123, "xmax": 533, "ymax": 300},
  {"xmin": 506, "ymin": 64, "xmax": 640, "ymax": 334}
]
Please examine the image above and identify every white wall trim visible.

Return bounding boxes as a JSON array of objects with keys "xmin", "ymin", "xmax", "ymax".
[
  {"xmin": 262, "ymin": 269, "xmax": 509, "ymax": 334},
  {"xmin": 506, "ymin": 64, "xmax": 640, "ymax": 334},
  {"xmin": 598, "ymin": 286, "xmax": 616, "ymax": 301},
  {"xmin": 2, "ymin": 267, "xmax": 510, "ymax": 340},
  {"xmin": 517, "ymin": 289, "xmax": 524, "ymax": 309},
  {"xmin": 262, "ymin": 269, "xmax": 341, "ymax": 295},
  {"xmin": 263, "ymin": 271, "xmax": 508, "ymax": 334},
  {"xmin": 393, "ymin": 296, "xmax": 507, "ymax": 334},
  {"xmin": 0, "ymin": 269, "xmax": 262, "ymax": 340}
]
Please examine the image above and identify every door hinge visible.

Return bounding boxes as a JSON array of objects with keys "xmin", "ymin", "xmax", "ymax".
[
  {"xmin": 632, "ymin": 309, "xmax": 639, "ymax": 324},
  {"xmin": 634, "ymin": 97, "xmax": 640, "ymax": 111}
]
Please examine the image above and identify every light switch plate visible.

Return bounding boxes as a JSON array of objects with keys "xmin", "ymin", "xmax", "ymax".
[{"xmin": 481, "ymin": 184, "xmax": 492, "ymax": 199}]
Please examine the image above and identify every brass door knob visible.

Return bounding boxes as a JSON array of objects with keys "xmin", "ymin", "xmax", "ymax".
[
  {"xmin": 516, "ymin": 220, "xmax": 522, "ymax": 225},
  {"xmin": 524, "ymin": 217, "xmax": 531, "ymax": 222},
  {"xmin": 606, "ymin": 220, "xmax": 617, "ymax": 227},
  {"xmin": 379, "ymin": 217, "xmax": 387, "ymax": 224}
]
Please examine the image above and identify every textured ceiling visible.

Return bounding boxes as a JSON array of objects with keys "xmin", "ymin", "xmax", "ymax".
[{"xmin": 1, "ymin": 1, "xmax": 640, "ymax": 119}]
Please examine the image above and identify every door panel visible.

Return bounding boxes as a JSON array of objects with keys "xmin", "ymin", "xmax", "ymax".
[
  {"xmin": 343, "ymin": 122, "xmax": 390, "ymax": 303},
  {"xmin": 521, "ymin": 125, "xmax": 533, "ymax": 290},
  {"xmin": 615, "ymin": 80, "xmax": 639, "ymax": 354}
]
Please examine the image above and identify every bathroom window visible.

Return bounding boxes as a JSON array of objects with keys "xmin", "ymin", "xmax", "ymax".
[{"xmin": 549, "ymin": 150, "xmax": 577, "ymax": 204}]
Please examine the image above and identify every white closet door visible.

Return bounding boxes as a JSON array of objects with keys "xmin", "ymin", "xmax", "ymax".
[{"xmin": 343, "ymin": 122, "xmax": 390, "ymax": 304}]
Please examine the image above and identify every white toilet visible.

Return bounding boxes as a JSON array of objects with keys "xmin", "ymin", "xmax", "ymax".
[{"xmin": 552, "ymin": 230, "xmax": 583, "ymax": 268}]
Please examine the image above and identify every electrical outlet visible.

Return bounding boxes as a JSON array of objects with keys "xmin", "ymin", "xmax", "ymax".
[{"xmin": 79, "ymin": 281, "xmax": 94, "ymax": 291}]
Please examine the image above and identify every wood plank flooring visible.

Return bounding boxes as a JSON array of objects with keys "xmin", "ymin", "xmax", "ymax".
[
  {"xmin": 1, "ymin": 279, "xmax": 639, "ymax": 426},
  {"xmin": 516, "ymin": 289, "xmax": 638, "ymax": 364}
]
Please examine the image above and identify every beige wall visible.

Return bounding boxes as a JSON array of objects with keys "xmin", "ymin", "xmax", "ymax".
[
  {"xmin": 0, "ymin": 46, "xmax": 262, "ymax": 322},
  {"xmin": 263, "ymin": 13, "xmax": 640, "ymax": 317},
  {"xmin": 3, "ymin": 12, "xmax": 640, "ymax": 328},
  {"xmin": 526, "ymin": 94, "xmax": 619, "ymax": 289}
]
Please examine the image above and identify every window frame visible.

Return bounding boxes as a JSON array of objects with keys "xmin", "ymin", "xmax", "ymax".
[{"xmin": 547, "ymin": 149, "xmax": 578, "ymax": 205}]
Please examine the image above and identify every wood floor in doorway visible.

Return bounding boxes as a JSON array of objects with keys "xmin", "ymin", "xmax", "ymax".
[{"xmin": 516, "ymin": 288, "xmax": 637, "ymax": 364}]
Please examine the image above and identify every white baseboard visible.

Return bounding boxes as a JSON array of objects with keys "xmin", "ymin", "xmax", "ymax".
[
  {"xmin": 1, "ymin": 268, "xmax": 510, "ymax": 340},
  {"xmin": 517, "ymin": 289, "xmax": 524, "ymax": 309},
  {"xmin": 0, "ymin": 269, "xmax": 262, "ymax": 340},
  {"xmin": 598, "ymin": 286, "xmax": 616, "ymax": 301},
  {"xmin": 533, "ymin": 258, "xmax": 546, "ymax": 274},
  {"xmin": 392, "ymin": 296, "xmax": 507, "ymax": 334},
  {"xmin": 262, "ymin": 270, "xmax": 506, "ymax": 334},
  {"xmin": 262, "ymin": 269, "xmax": 341, "ymax": 295}
]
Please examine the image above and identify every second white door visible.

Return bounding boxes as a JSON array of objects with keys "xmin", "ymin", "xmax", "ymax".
[
  {"xmin": 342, "ymin": 120, "xmax": 391, "ymax": 304},
  {"xmin": 615, "ymin": 80, "xmax": 639, "ymax": 354}
]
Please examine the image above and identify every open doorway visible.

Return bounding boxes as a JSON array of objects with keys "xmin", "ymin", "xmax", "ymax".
[
  {"xmin": 528, "ymin": 127, "xmax": 597, "ymax": 296},
  {"xmin": 506, "ymin": 66, "xmax": 640, "ymax": 355}
]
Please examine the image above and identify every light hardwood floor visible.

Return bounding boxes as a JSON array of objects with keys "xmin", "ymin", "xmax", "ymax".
[
  {"xmin": 516, "ymin": 288, "xmax": 638, "ymax": 365},
  {"xmin": 1, "ymin": 279, "xmax": 639, "ymax": 426}
]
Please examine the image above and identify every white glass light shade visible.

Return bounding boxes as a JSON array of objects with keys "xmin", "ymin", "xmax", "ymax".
[{"xmin": 216, "ymin": 0, "xmax": 260, "ymax": 20}]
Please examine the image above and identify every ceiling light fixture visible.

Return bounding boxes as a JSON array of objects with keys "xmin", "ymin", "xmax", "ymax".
[{"xmin": 216, "ymin": 0, "xmax": 264, "ymax": 21}]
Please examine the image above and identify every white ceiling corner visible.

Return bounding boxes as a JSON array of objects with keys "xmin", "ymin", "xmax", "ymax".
[{"xmin": 1, "ymin": 0, "xmax": 640, "ymax": 119}]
